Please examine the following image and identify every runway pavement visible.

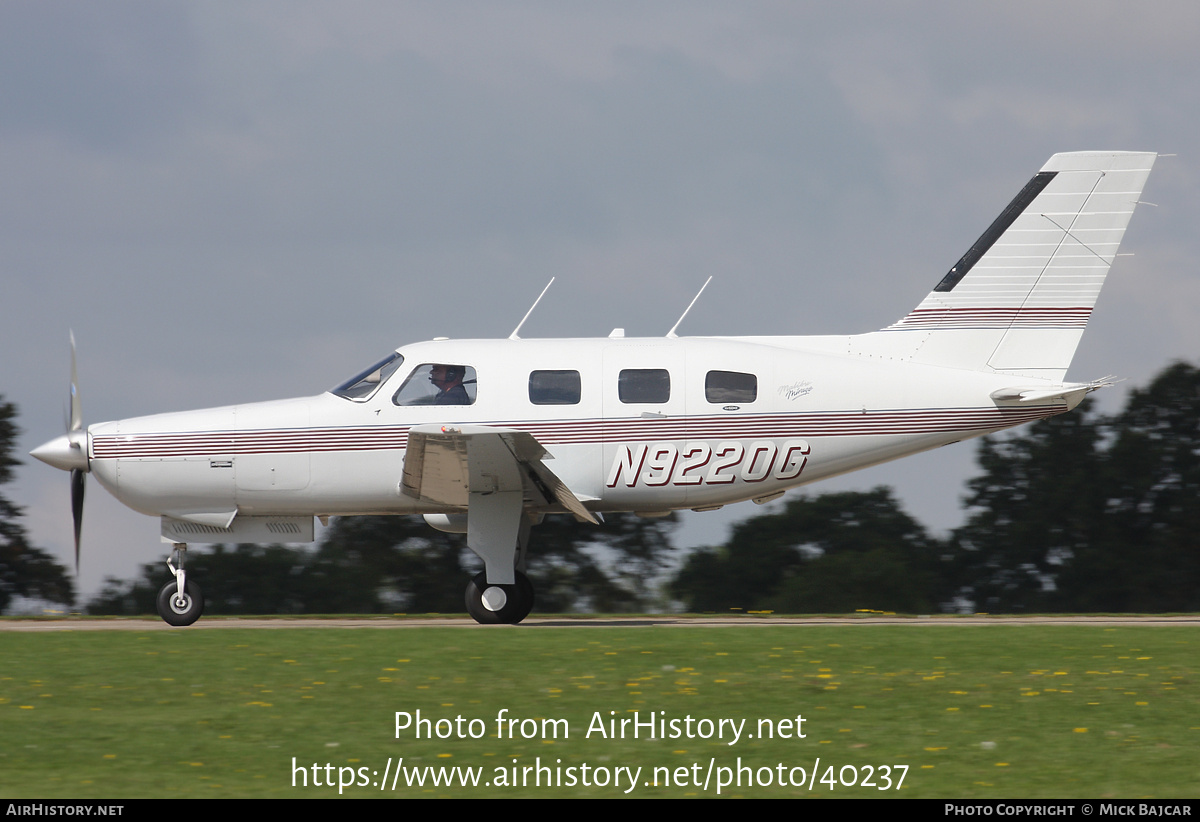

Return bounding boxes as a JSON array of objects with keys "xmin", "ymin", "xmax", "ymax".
[{"xmin": 3, "ymin": 614, "xmax": 1199, "ymax": 630}]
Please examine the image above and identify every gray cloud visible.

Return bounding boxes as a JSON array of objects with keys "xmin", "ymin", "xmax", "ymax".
[{"xmin": 0, "ymin": 1, "xmax": 201, "ymax": 151}]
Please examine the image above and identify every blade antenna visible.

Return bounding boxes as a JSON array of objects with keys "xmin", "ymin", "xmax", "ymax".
[
  {"xmin": 666, "ymin": 276, "xmax": 712, "ymax": 338},
  {"xmin": 509, "ymin": 277, "xmax": 555, "ymax": 340}
]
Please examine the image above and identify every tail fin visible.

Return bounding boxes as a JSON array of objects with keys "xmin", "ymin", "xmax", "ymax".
[{"xmin": 882, "ymin": 151, "xmax": 1155, "ymax": 380}]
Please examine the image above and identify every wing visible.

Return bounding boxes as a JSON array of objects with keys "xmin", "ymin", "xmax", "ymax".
[{"xmin": 402, "ymin": 424, "xmax": 599, "ymax": 524}]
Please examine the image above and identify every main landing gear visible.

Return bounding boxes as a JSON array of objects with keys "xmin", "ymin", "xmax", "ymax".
[
  {"xmin": 156, "ymin": 543, "xmax": 204, "ymax": 627},
  {"xmin": 461, "ymin": 505, "xmax": 539, "ymax": 625},
  {"xmin": 465, "ymin": 570, "xmax": 534, "ymax": 625}
]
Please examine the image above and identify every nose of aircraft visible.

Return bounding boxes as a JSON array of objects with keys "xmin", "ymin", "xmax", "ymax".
[{"xmin": 30, "ymin": 431, "xmax": 89, "ymax": 472}]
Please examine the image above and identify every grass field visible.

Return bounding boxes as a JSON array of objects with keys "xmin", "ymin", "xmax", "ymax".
[{"xmin": 1, "ymin": 622, "xmax": 1196, "ymax": 798}]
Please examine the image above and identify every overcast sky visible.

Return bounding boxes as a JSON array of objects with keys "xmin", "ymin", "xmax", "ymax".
[{"xmin": 3, "ymin": 1, "xmax": 1198, "ymax": 602}]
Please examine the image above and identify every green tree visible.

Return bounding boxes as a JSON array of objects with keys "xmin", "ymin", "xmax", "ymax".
[
  {"xmin": 591, "ymin": 512, "xmax": 679, "ymax": 609},
  {"xmin": 89, "ymin": 519, "xmax": 476, "ymax": 616},
  {"xmin": 523, "ymin": 514, "xmax": 638, "ymax": 612},
  {"xmin": 88, "ymin": 511, "xmax": 678, "ymax": 615},
  {"xmin": 1056, "ymin": 364, "xmax": 1200, "ymax": 611},
  {"xmin": 0, "ymin": 397, "xmax": 76, "ymax": 613},
  {"xmin": 949, "ymin": 363, "xmax": 1200, "ymax": 612},
  {"xmin": 528, "ymin": 512, "xmax": 679, "ymax": 612},
  {"xmin": 309, "ymin": 515, "xmax": 473, "ymax": 613},
  {"xmin": 313, "ymin": 512, "xmax": 678, "ymax": 614},
  {"xmin": 949, "ymin": 399, "xmax": 1108, "ymax": 612},
  {"xmin": 671, "ymin": 488, "xmax": 949, "ymax": 613},
  {"xmin": 88, "ymin": 544, "xmax": 311, "ymax": 615}
]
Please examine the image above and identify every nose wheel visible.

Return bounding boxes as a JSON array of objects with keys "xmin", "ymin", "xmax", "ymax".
[
  {"xmin": 156, "ymin": 579, "xmax": 204, "ymax": 626},
  {"xmin": 465, "ymin": 570, "xmax": 534, "ymax": 625},
  {"xmin": 156, "ymin": 542, "xmax": 204, "ymax": 626}
]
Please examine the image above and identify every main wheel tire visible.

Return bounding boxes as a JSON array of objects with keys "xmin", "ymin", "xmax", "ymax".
[
  {"xmin": 511, "ymin": 571, "xmax": 535, "ymax": 624},
  {"xmin": 465, "ymin": 571, "xmax": 534, "ymax": 625},
  {"xmin": 156, "ymin": 579, "xmax": 204, "ymax": 627}
]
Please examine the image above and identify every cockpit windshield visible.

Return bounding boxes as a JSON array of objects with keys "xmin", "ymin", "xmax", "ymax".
[{"xmin": 331, "ymin": 352, "xmax": 405, "ymax": 401}]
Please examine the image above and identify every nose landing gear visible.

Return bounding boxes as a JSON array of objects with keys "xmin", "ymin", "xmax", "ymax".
[{"xmin": 156, "ymin": 543, "xmax": 204, "ymax": 626}]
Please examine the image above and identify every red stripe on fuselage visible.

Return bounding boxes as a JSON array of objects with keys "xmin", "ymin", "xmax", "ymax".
[{"xmin": 90, "ymin": 406, "xmax": 1065, "ymax": 460}]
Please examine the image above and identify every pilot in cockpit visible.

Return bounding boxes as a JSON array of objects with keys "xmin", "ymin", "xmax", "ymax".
[{"xmin": 430, "ymin": 364, "xmax": 470, "ymax": 405}]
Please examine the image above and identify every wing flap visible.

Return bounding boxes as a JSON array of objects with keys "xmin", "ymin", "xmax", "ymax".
[{"xmin": 402, "ymin": 425, "xmax": 599, "ymax": 523}]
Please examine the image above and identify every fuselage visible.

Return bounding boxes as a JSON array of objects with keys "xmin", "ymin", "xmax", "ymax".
[{"xmin": 80, "ymin": 334, "xmax": 1070, "ymax": 525}]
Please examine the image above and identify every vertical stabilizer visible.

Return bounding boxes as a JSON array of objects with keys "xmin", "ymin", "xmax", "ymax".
[{"xmin": 882, "ymin": 151, "xmax": 1155, "ymax": 380}]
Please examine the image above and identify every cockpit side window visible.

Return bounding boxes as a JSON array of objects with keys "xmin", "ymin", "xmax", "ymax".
[
  {"xmin": 393, "ymin": 364, "xmax": 477, "ymax": 406},
  {"xmin": 331, "ymin": 352, "xmax": 405, "ymax": 401},
  {"xmin": 705, "ymin": 370, "xmax": 757, "ymax": 403}
]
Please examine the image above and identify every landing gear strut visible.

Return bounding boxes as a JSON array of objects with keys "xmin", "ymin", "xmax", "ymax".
[
  {"xmin": 156, "ymin": 543, "xmax": 204, "ymax": 627},
  {"xmin": 465, "ymin": 570, "xmax": 534, "ymax": 625},
  {"xmin": 463, "ymin": 506, "xmax": 539, "ymax": 624}
]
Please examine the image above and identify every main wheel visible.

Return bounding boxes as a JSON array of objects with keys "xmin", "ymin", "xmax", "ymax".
[
  {"xmin": 465, "ymin": 571, "xmax": 534, "ymax": 625},
  {"xmin": 511, "ymin": 572, "xmax": 535, "ymax": 623},
  {"xmin": 156, "ymin": 579, "xmax": 204, "ymax": 627}
]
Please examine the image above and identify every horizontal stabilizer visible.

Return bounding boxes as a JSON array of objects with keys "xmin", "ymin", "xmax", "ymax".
[{"xmin": 990, "ymin": 376, "xmax": 1118, "ymax": 407}]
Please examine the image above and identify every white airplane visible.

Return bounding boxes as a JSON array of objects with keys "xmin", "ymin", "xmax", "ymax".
[{"xmin": 32, "ymin": 151, "xmax": 1156, "ymax": 625}]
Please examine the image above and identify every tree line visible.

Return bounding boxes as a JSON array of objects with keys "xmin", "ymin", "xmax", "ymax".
[
  {"xmin": 0, "ymin": 398, "xmax": 76, "ymax": 613},
  {"xmin": 3, "ymin": 361, "xmax": 1198, "ymax": 615},
  {"xmin": 85, "ymin": 510, "xmax": 678, "ymax": 616}
]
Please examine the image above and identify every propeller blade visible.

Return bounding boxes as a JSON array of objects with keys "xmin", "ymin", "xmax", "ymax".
[
  {"xmin": 71, "ymin": 467, "xmax": 86, "ymax": 573},
  {"xmin": 70, "ymin": 332, "xmax": 85, "ymax": 573},
  {"xmin": 69, "ymin": 330, "xmax": 82, "ymax": 432}
]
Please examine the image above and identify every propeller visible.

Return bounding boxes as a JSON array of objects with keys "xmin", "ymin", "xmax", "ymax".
[
  {"xmin": 30, "ymin": 332, "xmax": 89, "ymax": 573},
  {"xmin": 68, "ymin": 332, "xmax": 85, "ymax": 572}
]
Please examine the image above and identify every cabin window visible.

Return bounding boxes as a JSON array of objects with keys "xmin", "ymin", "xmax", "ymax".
[
  {"xmin": 529, "ymin": 370, "xmax": 581, "ymax": 405},
  {"xmin": 705, "ymin": 370, "xmax": 757, "ymax": 403},
  {"xmin": 393, "ymin": 364, "xmax": 477, "ymax": 406},
  {"xmin": 619, "ymin": 369, "xmax": 670, "ymax": 404},
  {"xmin": 331, "ymin": 352, "xmax": 405, "ymax": 401}
]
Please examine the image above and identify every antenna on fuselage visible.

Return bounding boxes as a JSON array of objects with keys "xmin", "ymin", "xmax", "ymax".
[
  {"xmin": 666, "ymin": 276, "xmax": 713, "ymax": 338},
  {"xmin": 509, "ymin": 278, "xmax": 555, "ymax": 340}
]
